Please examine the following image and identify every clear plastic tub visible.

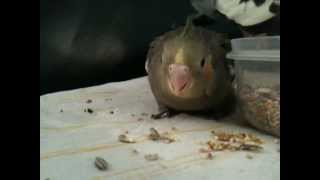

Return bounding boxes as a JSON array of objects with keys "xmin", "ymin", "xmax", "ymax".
[{"xmin": 227, "ymin": 36, "xmax": 280, "ymax": 137}]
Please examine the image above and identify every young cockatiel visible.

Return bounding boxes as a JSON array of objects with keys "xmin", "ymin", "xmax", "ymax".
[
  {"xmin": 145, "ymin": 16, "xmax": 236, "ymax": 119},
  {"xmin": 191, "ymin": 0, "xmax": 280, "ymax": 36}
]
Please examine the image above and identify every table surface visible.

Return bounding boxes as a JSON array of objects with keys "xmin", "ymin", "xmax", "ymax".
[{"xmin": 40, "ymin": 77, "xmax": 280, "ymax": 180}]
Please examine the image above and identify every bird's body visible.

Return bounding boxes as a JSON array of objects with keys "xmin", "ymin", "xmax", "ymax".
[{"xmin": 146, "ymin": 18, "xmax": 235, "ymax": 119}]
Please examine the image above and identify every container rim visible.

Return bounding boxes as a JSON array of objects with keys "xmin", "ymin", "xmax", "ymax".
[
  {"xmin": 231, "ymin": 36, "xmax": 280, "ymax": 42},
  {"xmin": 226, "ymin": 50, "xmax": 280, "ymax": 62}
]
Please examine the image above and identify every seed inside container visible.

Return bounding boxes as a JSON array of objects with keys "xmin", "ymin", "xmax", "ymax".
[{"xmin": 239, "ymin": 85, "xmax": 280, "ymax": 137}]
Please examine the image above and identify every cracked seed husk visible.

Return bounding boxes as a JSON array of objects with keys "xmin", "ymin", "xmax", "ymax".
[
  {"xmin": 149, "ymin": 128, "xmax": 161, "ymax": 140},
  {"xmin": 144, "ymin": 154, "xmax": 159, "ymax": 161},
  {"xmin": 118, "ymin": 134, "xmax": 136, "ymax": 143}
]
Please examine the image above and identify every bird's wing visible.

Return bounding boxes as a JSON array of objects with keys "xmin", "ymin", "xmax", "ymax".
[{"xmin": 145, "ymin": 35, "xmax": 164, "ymax": 74}]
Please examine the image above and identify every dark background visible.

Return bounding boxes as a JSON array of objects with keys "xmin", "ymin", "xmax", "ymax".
[{"xmin": 40, "ymin": 0, "xmax": 242, "ymax": 95}]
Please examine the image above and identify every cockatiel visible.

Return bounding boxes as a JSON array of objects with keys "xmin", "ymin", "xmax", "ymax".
[{"xmin": 145, "ymin": 15, "xmax": 236, "ymax": 119}]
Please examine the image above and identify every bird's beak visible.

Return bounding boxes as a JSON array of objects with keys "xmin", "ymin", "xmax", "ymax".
[{"xmin": 167, "ymin": 63, "xmax": 191, "ymax": 96}]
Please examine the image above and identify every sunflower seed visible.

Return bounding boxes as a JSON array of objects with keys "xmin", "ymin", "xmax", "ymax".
[{"xmin": 94, "ymin": 157, "xmax": 109, "ymax": 171}]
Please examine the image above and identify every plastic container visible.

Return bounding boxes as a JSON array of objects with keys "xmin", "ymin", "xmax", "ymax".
[{"xmin": 227, "ymin": 36, "xmax": 280, "ymax": 137}]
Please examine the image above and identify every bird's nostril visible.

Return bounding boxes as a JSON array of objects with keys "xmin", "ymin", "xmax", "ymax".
[{"xmin": 169, "ymin": 64, "xmax": 190, "ymax": 74}]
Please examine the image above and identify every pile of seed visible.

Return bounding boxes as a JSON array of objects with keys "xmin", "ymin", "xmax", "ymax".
[{"xmin": 200, "ymin": 131, "xmax": 264, "ymax": 153}]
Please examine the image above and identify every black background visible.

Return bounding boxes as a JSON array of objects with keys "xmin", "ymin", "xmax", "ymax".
[{"xmin": 40, "ymin": 0, "xmax": 243, "ymax": 95}]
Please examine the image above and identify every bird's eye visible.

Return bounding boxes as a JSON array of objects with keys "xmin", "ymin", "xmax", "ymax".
[{"xmin": 200, "ymin": 58, "xmax": 205, "ymax": 67}]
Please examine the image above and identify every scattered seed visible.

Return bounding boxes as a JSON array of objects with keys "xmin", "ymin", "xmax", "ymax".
[
  {"xmin": 144, "ymin": 154, "xmax": 159, "ymax": 161},
  {"xmin": 132, "ymin": 149, "xmax": 139, "ymax": 154},
  {"xmin": 60, "ymin": 109, "xmax": 63, "ymax": 112},
  {"xmin": 94, "ymin": 157, "xmax": 109, "ymax": 171},
  {"xmin": 118, "ymin": 134, "xmax": 136, "ymax": 143},
  {"xmin": 161, "ymin": 137, "xmax": 175, "ymax": 144},
  {"xmin": 206, "ymin": 153, "xmax": 214, "ymax": 160},
  {"xmin": 215, "ymin": 132, "xmax": 233, "ymax": 141},
  {"xmin": 110, "ymin": 110, "xmax": 114, "ymax": 114},
  {"xmin": 246, "ymin": 154, "xmax": 253, "ymax": 159},
  {"xmin": 86, "ymin": 99, "xmax": 92, "ymax": 103},
  {"xmin": 148, "ymin": 128, "xmax": 176, "ymax": 143},
  {"xmin": 247, "ymin": 134, "xmax": 264, "ymax": 144},
  {"xmin": 205, "ymin": 132, "xmax": 264, "ymax": 152},
  {"xmin": 84, "ymin": 108, "xmax": 93, "ymax": 113},
  {"xmin": 149, "ymin": 128, "xmax": 161, "ymax": 140},
  {"xmin": 141, "ymin": 113, "xmax": 148, "ymax": 116},
  {"xmin": 199, "ymin": 148, "xmax": 212, "ymax": 153},
  {"xmin": 239, "ymin": 144, "xmax": 262, "ymax": 152},
  {"xmin": 87, "ymin": 108, "xmax": 93, "ymax": 114}
]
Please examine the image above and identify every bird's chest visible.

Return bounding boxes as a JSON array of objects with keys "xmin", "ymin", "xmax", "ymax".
[
  {"xmin": 163, "ymin": 95, "xmax": 212, "ymax": 111},
  {"xmin": 151, "ymin": 84, "xmax": 213, "ymax": 111}
]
